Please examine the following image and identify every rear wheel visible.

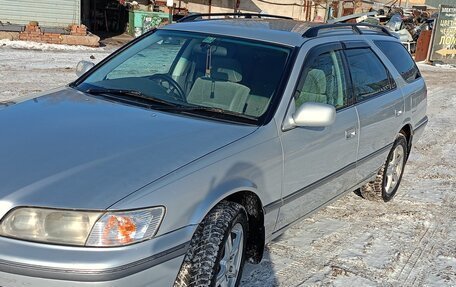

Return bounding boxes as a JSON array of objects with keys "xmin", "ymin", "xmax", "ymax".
[
  {"xmin": 174, "ymin": 201, "xmax": 248, "ymax": 287},
  {"xmin": 360, "ymin": 133, "xmax": 408, "ymax": 202}
]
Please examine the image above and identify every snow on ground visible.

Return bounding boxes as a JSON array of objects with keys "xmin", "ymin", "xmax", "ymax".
[
  {"xmin": 0, "ymin": 45, "xmax": 455, "ymax": 286},
  {"xmin": 0, "ymin": 39, "xmax": 104, "ymax": 51},
  {"xmin": 0, "ymin": 43, "xmax": 113, "ymax": 102}
]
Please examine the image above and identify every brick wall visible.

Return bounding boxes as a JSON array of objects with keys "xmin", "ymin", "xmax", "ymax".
[
  {"xmin": 19, "ymin": 24, "xmax": 63, "ymax": 44},
  {"xmin": 18, "ymin": 23, "xmax": 93, "ymax": 45},
  {"xmin": 70, "ymin": 25, "xmax": 88, "ymax": 36}
]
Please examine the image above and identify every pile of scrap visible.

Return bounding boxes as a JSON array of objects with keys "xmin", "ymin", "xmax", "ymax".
[{"xmin": 328, "ymin": 6, "xmax": 437, "ymax": 56}]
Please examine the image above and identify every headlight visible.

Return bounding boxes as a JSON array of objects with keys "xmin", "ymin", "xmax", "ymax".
[
  {"xmin": 86, "ymin": 208, "xmax": 165, "ymax": 247},
  {"xmin": 0, "ymin": 207, "xmax": 165, "ymax": 247}
]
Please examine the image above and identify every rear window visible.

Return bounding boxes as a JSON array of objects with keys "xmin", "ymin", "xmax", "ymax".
[{"xmin": 375, "ymin": 41, "xmax": 421, "ymax": 83}]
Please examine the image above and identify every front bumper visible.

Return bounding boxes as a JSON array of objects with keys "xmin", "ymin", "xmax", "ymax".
[
  {"xmin": 0, "ymin": 255, "xmax": 184, "ymax": 287},
  {"xmin": 0, "ymin": 225, "xmax": 196, "ymax": 287}
]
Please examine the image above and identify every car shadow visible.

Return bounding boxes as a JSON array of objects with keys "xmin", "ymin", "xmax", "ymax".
[{"xmin": 241, "ymin": 246, "xmax": 280, "ymax": 286}]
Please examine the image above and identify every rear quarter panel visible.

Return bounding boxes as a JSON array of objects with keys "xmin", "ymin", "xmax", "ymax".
[{"xmin": 403, "ymin": 77, "xmax": 428, "ymax": 141}]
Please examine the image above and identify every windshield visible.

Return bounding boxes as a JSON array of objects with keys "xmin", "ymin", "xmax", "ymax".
[{"xmin": 77, "ymin": 30, "xmax": 292, "ymax": 123}]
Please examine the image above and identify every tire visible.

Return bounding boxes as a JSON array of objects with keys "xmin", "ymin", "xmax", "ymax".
[
  {"xmin": 174, "ymin": 201, "xmax": 248, "ymax": 287},
  {"xmin": 360, "ymin": 133, "xmax": 408, "ymax": 202}
]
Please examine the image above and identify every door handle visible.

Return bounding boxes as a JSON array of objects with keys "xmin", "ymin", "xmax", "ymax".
[
  {"xmin": 395, "ymin": 110, "xmax": 403, "ymax": 117},
  {"xmin": 345, "ymin": 128, "xmax": 357, "ymax": 139}
]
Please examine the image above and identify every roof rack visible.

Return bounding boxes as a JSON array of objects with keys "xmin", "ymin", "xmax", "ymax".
[
  {"xmin": 302, "ymin": 23, "xmax": 394, "ymax": 38},
  {"xmin": 177, "ymin": 13, "xmax": 293, "ymax": 23}
]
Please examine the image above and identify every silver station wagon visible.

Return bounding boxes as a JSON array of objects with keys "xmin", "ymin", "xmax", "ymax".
[{"xmin": 0, "ymin": 13, "xmax": 427, "ymax": 287}]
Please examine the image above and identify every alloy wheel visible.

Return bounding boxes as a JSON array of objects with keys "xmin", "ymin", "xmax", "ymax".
[
  {"xmin": 215, "ymin": 223, "xmax": 244, "ymax": 287},
  {"xmin": 384, "ymin": 144, "xmax": 405, "ymax": 194}
]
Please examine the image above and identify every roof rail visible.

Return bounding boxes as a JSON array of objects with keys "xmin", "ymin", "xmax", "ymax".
[
  {"xmin": 303, "ymin": 23, "xmax": 394, "ymax": 38},
  {"xmin": 177, "ymin": 13, "xmax": 293, "ymax": 23}
]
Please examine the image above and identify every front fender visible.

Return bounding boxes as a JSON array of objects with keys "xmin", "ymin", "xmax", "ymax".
[
  {"xmin": 110, "ymin": 123, "xmax": 282, "ymax": 238},
  {"xmin": 189, "ymin": 177, "xmax": 260, "ymax": 225}
]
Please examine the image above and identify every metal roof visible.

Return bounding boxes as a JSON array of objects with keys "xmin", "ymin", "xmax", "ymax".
[
  {"xmin": 161, "ymin": 18, "xmax": 320, "ymax": 47},
  {"xmin": 0, "ymin": 0, "xmax": 81, "ymax": 27}
]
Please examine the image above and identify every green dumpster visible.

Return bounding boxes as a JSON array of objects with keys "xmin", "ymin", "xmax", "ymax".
[{"xmin": 128, "ymin": 10, "xmax": 169, "ymax": 37}]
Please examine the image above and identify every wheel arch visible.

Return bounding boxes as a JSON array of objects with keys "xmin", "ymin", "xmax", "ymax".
[
  {"xmin": 225, "ymin": 190, "xmax": 265, "ymax": 263},
  {"xmin": 189, "ymin": 183, "xmax": 266, "ymax": 264},
  {"xmin": 399, "ymin": 123, "xmax": 413, "ymax": 158}
]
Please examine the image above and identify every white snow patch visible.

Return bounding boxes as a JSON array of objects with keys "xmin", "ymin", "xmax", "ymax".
[
  {"xmin": 434, "ymin": 63, "xmax": 456, "ymax": 69},
  {"xmin": 0, "ymin": 39, "xmax": 103, "ymax": 51},
  {"xmin": 417, "ymin": 62, "xmax": 456, "ymax": 71}
]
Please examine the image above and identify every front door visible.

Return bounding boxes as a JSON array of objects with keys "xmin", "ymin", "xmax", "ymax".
[{"xmin": 275, "ymin": 43, "xmax": 359, "ymax": 232}]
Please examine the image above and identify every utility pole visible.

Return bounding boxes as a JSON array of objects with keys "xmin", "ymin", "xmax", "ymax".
[
  {"xmin": 337, "ymin": 0, "xmax": 344, "ymax": 18},
  {"xmin": 234, "ymin": 0, "xmax": 240, "ymax": 12},
  {"xmin": 167, "ymin": 0, "xmax": 173, "ymax": 23},
  {"xmin": 324, "ymin": 0, "xmax": 330, "ymax": 22}
]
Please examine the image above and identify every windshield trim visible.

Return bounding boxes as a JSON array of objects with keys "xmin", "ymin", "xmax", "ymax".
[{"xmin": 258, "ymin": 46, "xmax": 299, "ymax": 126}]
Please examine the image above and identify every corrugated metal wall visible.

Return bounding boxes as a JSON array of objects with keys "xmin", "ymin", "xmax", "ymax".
[{"xmin": 0, "ymin": 0, "xmax": 80, "ymax": 27}]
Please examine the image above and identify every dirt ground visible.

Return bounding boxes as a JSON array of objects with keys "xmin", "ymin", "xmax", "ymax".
[{"xmin": 0, "ymin": 43, "xmax": 455, "ymax": 287}]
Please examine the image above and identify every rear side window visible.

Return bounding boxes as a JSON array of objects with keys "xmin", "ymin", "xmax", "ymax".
[
  {"xmin": 345, "ymin": 48, "xmax": 393, "ymax": 101},
  {"xmin": 375, "ymin": 41, "xmax": 421, "ymax": 83}
]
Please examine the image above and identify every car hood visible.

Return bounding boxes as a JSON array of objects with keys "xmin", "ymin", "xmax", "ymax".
[{"xmin": 0, "ymin": 88, "xmax": 256, "ymax": 211}]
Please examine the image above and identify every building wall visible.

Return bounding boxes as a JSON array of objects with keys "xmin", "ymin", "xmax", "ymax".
[
  {"xmin": 425, "ymin": 0, "xmax": 456, "ymax": 9},
  {"xmin": 0, "ymin": 0, "xmax": 81, "ymax": 27},
  {"xmin": 184, "ymin": 0, "xmax": 235, "ymax": 14},
  {"xmin": 183, "ymin": 0, "xmax": 327, "ymax": 21},
  {"xmin": 408, "ymin": 0, "xmax": 426, "ymax": 5}
]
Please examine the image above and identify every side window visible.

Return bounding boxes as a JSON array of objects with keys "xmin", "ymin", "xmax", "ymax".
[
  {"xmin": 345, "ymin": 48, "xmax": 392, "ymax": 101},
  {"xmin": 375, "ymin": 40, "xmax": 421, "ymax": 83},
  {"xmin": 295, "ymin": 50, "xmax": 349, "ymax": 110}
]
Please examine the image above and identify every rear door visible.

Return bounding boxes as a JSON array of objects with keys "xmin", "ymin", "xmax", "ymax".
[
  {"xmin": 374, "ymin": 40, "xmax": 427, "ymax": 138},
  {"xmin": 343, "ymin": 41, "xmax": 405, "ymax": 182},
  {"xmin": 275, "ymin": 42, "xmax": 359, "ymax": 232}
]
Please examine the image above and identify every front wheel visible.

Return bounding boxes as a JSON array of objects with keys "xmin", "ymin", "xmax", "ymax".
[
  {"xmin": 174, "ymin": 201, "xmax": 248, "ymax": 287},
  {"xmin": 360, "ymin": 133, "xmax": 408, "ymax": 202}
]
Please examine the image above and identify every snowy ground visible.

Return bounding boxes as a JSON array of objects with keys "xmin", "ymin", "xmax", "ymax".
[
  {"xmin": 0, "ymin": 40, "xmax": 113, "ymax": 102},
  {"xmin": 1, "ymin": 43, "xmax": 455, "ymax": 287}
]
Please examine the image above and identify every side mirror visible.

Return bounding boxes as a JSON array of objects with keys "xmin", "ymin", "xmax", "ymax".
[
  {"xmin": 76, "ymin": 60, "xmax": 95, "ymax": 77},
  {"xmin": 292, "ymin": 102, "xmax": 336, "ymax": 127}
]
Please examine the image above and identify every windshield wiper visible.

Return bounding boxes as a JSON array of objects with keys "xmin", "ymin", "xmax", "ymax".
[
  {"xmin": 173, "ymin": 105, "xmax": 258, "ymax": 122},
  {"xmin": 86, "ymin": 88, "xmax": 177, "ymax": 107},
  {"xmin": 86, "ymin": 88, "xmax": 257, "ymax": 123}
]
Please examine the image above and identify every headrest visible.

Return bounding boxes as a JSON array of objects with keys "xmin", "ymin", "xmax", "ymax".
[
  {"xmin": 210, "ymin": 71, "xmax": 230, "ymax": 81},
  {"xmin": 211, "ymin": 58, "xmax": 243, "ymax": 83},
  {"xmin": 303, "ymin": 69, "xmax": 326, "ymax": 94}
]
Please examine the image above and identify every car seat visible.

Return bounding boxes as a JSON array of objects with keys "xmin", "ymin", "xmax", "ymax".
[
  {"xmin": 187, "ymin": 55, "xmax": 250, "ymax": 113},
  {"xmin": 296, "ymin": 68, "xmax": 328, "ymax": 107}
]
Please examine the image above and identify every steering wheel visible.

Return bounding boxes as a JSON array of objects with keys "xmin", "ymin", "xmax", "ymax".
[{"xmin": 149, "ymin": 74, "xmax": 186, "ymax": 103}]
